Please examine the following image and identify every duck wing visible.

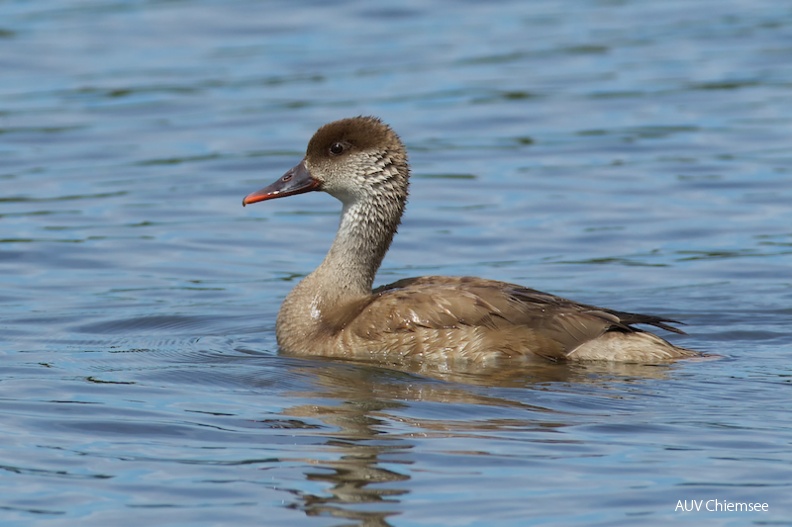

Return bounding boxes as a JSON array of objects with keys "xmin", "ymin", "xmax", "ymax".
[{"xmin": 334, "ymin": 276, "xmax": 684, "ymax": 361}]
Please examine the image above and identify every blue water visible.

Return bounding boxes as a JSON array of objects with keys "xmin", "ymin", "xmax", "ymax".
[{"xmin": 2, "ymin": 1, "xmax": 792, "ymax": 525}]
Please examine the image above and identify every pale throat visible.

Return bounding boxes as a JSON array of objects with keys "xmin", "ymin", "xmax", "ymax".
[
  {"xmin": 282, "ymin": 156, "xmax": 406, "ymax": 329},
  {"xmin": 284, "ymin": 198, "xmax": 388, "ymax": 328},
  {"xmin": 322, "ymin": 197, "xmax": 394, "ymax": 289}
]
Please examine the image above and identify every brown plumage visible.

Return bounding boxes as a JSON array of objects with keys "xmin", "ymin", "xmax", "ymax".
[{"xmin": 243, "ymin": 116, "xmax": 698, "ymax": 364}]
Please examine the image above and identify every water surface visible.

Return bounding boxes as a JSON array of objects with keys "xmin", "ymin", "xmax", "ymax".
[{"xmin": 2, "ymin": 1, "xmax": 792, "ymax": 526}]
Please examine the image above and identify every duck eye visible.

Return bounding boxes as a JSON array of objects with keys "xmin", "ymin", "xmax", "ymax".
[{"xmin": 329, "ymin": 142, "xmax": 345, "ymax": 156}]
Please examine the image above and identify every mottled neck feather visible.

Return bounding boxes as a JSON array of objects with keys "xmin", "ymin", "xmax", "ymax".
[
  {"xmin": 277, "ymin": 142, "xmax": 410, "ymax": 349},
  {"xmin": 317, "ymin": 172, "xmax": 407, "ymax": 297}
]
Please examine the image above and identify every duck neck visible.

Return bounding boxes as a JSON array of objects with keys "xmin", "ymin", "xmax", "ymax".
[
  {"xmin": 313, "ymin": 191, "xmax": 405, "ymax": 297},
  {"xmin": 276, "ymin": 149, "xmax": 410, "ymax": 348}
]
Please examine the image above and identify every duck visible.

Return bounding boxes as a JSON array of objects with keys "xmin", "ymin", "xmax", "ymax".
[{"xmin": 243, "ymin": 116, "xmax": 698, "ymax": 364}]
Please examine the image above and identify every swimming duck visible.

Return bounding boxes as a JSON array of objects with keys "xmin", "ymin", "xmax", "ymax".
[{"xmin": 243, "ymin": 116, "xmax": 697, "ymax": 364}]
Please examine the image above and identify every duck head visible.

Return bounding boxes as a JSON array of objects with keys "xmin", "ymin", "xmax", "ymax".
[{"xmin": 243, "ymin": 116, "xmax": 409, "ymax": 207}]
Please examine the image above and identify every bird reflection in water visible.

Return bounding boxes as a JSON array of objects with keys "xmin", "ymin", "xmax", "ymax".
[{"xmin": 261, "ymin": 357, "xmax": 685, "ymax": 526}]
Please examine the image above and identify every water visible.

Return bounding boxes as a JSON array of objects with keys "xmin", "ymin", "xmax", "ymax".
[{"xmin": 2, "ymin": 0, "xmax": 792, "ymax": 525}]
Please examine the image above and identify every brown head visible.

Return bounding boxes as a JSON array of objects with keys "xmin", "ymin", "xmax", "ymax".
[{"xmin": 242, "ymin": 116, "xmax": 410, "ymax": 208}]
